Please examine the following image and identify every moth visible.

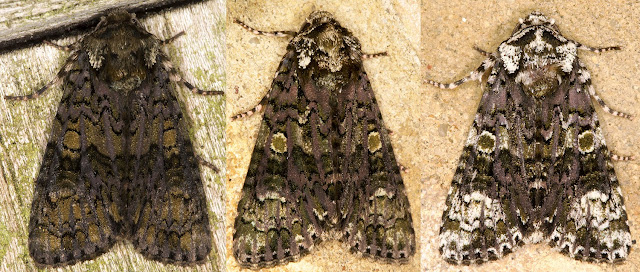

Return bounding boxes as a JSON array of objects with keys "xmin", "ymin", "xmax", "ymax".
[
  {"xmin": 428, "ymin": 12, "xmax": 633, "ymax": 264},
  {"xmin": 5, "ymin": 10, "xmax": 222, "ymax": 267},
  {"xmin": 232, "ymin": 11, "xmax": 415, "ymax": 268}
]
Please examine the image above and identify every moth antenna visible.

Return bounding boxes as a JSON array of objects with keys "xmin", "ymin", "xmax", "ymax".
[
  {"xmin": 425, "ymin": 57, "xmax": 494, "ymax": 89},
  {"xmin": 234, "ymin": 19, "xmax": 297, "ymax": 37},
  {"xmin": 574, "ymin": 41, "xmax": 621, "ymax": 53},
  {"xmin": 587, "ymin": 85, "xmax": 633, "ymax": 120},
  {"xmin": 231, "ymin": 95, "xmax": 268, "ymax": 121},
  {"xmin": 472, "ymin": 46, "xmax": 491, "ymax": 57},
  {"xmin": 161, "ymin": 57, "xmax": 224, "ymax": 96},
  {"xmin": 362, "ymin": 52, "xmax": 387, "ymax": 59}
]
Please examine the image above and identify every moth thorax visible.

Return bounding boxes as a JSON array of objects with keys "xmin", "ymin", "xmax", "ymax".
[
  {"xmin": 85, "ymin": 23, "xmax": 160, "ymax": 93},
  {"xmin": 104, "ymin": 41, "xmax": 158, "ymax": 92},
  {"xmin": 101, "ymin": 51, "xmax": 145, "ymax": 92},
  {"xmin": 515, "ymin": 63, "xmax": 563, "ymax": 98},
  {"xmin": 316, "ymin": 25, "xmax": 349, "ymax": 72}
]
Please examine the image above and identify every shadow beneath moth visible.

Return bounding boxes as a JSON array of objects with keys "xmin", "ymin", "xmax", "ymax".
[
  {"xmin": 232, "ymin": 10, "xmax": 415, "ymax": 268},
  {"xmin": 5, "ymin": 10, "xmax": 223, "ymax": 267},
  {"xmin": 428, "ymin": 12, "xmax": 633, "ymax": 264}
]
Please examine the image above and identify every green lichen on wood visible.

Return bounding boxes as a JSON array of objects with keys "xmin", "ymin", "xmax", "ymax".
[{"xmin": 0, "ymin": 221, "xmax": 10, "ymax": 261}]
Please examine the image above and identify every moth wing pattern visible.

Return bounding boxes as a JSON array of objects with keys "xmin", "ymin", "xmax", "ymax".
[
  {"xmin": 435, "ymin": 12, "xmax": 632, "ymax": 264},
  {"xmin": 127, "ymin": 53, "xmax": 212, "ymax": 264},
  {"xmin": 547, "ymin": 61, "xmax": 631, "ymax": 262},
  {"xmin": 9, "ymin": 10, "xmax": 218, "ymax": 267},
  {"xmin": 341, "ymin": 67, "xmax": 415, "ymax": 261},
  {"xmin": 233, "ymin": 10, "xmax": 414, "ymax": 268},
  {"xmin": 233, "ymin": 48, "xmax": 326, "ymax": 268},
  {"xmin": 27, "ymin": 50, "xmax": 125, "ymax": 266}
]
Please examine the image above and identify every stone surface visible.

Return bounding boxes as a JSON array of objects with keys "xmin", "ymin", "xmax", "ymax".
[
  {"xmin": 226, "ymin": 0, "xmax": 421, "ymax": 271},
  {"xmin": 421, "ymin": 1, "xmax": 640, "ymax": 271}
]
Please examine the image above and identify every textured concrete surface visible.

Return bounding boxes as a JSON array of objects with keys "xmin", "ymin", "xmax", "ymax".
[
  {"xmin": 0, "ymin": 1, "xmax": 226, "ymax": 271},
  {"xmin": 226, "ymin": 0, "xmax": 421, "ymax": 271},
  {"xmin": 421, "ymin": 1, "xmax": 640, "ymax": 271}
]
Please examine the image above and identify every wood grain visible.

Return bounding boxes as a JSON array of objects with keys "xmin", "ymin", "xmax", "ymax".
[{"xmin": 0, "ymin": 0, "xmax": 206, "ymax": 52}]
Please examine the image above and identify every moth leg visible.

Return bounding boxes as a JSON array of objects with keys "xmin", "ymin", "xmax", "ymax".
[
  {"xmin": 4, "ymin": 80, "xmax": 59, "ymax": 100},
  {"xmin": 587, "ymin": 85, "xmax": 633, "ymax": 120},
  {"xmin": 43, "ymin": 40, "xmax": 72, "ymax": 52},
  {"xmin": 160, "ymin": 30, "xmax": 222, "ymax": 96},
  {"xmin": 161, "ymin": 31, "xmax": 186, "ymax": 45},
  {"xmin": 196, "ymin": 155, "xmax": 221, "ymax": 172},
  {"xmin": 234, "ymin": 19, "xmax": 297, "ymax": 37},
  {"xmin": 4, "ymin": 53, "xmax": 77, "ymax": 100},
  {"xmin": 181, "ymin": 80, "xmax": 225, "ymax": 95},
  {"xmin": 611, "ymin": 153, "xmax": 634, "ymax": 161},
  {"xmin": 574, "ymin": 42, "xmax": 621, "ymax": 53},
  {"xmin": 425, "ymin": 57, "xmax": 494, "ymax": 89},
  {"xmin": 161, "ymin": 57, "xmax": 225, "ymax": 96},
  {"xmin": 362, "ymin": 52, "xmax": 387, "ymax": 59},
  {"xmin": 230, "ymin": 95, "xmax": 268, "ymax": 120}
]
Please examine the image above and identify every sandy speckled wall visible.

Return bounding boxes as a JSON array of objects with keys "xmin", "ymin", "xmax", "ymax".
[{"xmin": 226, "ymin": 0, "xmax": 421, "ymax": 271}]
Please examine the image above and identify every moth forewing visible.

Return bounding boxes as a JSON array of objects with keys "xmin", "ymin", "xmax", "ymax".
[
  {"xmin": 5, "ymin": 10, "xmax": 222, "ymax": 267},
  {"xmin": 232, "ymin": 10, "xmax": 415, "ymax": 268},
  {"xmin": 429, "ymin": 11, "xmax": 633, "ymax": 264}
]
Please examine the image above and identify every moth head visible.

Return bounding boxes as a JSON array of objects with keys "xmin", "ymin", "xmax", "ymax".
[
  {"xmin": 511, "ymin": 12, "xmax": 561, "ymax": 35},
  {"xmin": 499, "ymin": 12, "xmax": 577, "ymax": 98},
  {"xmin": 82, "ymin": 10, "xmax": 161, "ymax": 92},
  {"xmin": 294, "ymin": 11, "xmax": 362, "ymax": 72}
]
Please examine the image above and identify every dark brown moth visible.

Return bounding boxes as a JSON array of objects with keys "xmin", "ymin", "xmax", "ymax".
[
  {"xmin": 5, "ymin": 10, "xmax": 221, "ymax": 267},
  {"xmin": 428, "ymin": 12, "xmax": 633, "ymax": 264},
  {"xmin": 232, "ymin": 10, "xmax": 415, "ymax": 268}
]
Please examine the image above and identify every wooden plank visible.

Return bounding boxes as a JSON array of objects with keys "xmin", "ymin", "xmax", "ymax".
[
  {"xmin": 0, "ymin": 0, "xmax": 205, "ymax": 52},
  {"xmin": 0, "ymin": 0, "xmax": 226, "ymax": 271}
]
